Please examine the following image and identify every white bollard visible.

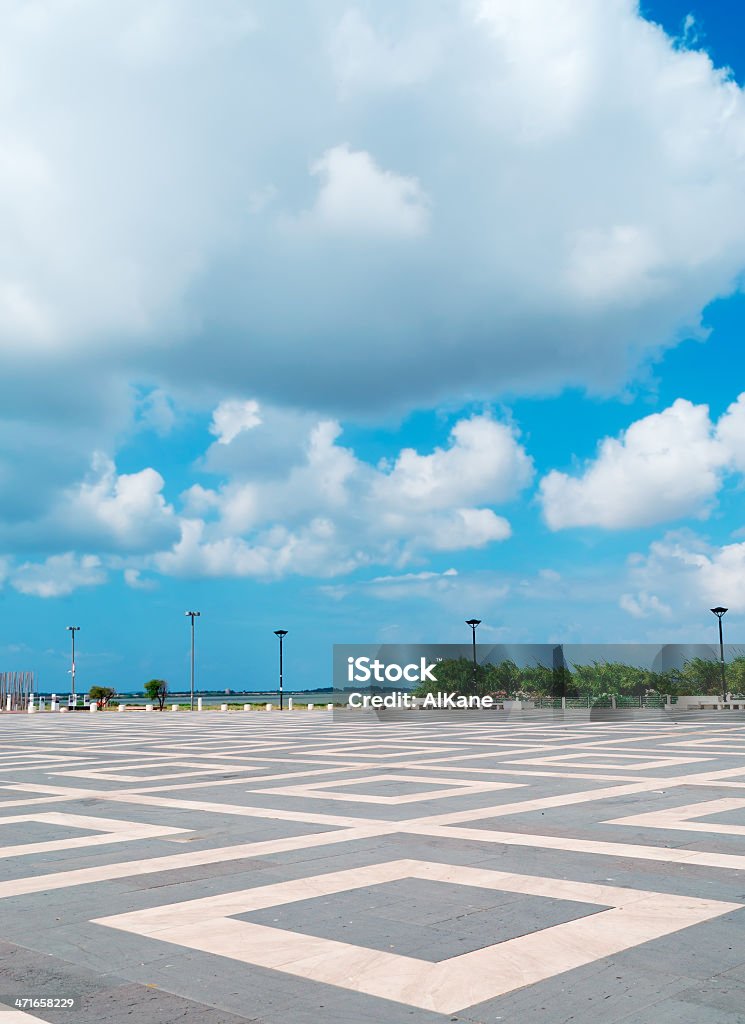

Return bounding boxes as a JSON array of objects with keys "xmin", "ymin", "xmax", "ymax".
[
  {"xmin": 171, "ymin": 704, "xmax": 179, "ymax": 712},
  {"xmin": 197, "ymin": 697, "xmax": 203, "ymax": 711},
  {"xmin": 5, "ymin": 695, "xmax": 10, "ymax": 712},
  {"xmin": 145, "ymin": 704, "xmax": 154, "ymax": 712},
  {"xmin": 118, "ymin": 703, "xmax": 126, "ymax": 712},
  {"xmin": 90, "ymin": 703, "xmax": 98, "ymax": 713},
  {"xmin": 220, "ymin": 703, "xmax": 228, "ymax": 712},
  {"xmin": 244, "ymin": 703, "xmax": 251, "ymax": 711},
  {"xmin": 327, "ymin": 703, "xmax": 333, "ymax": 711},
  {"xmin": 307, "ymin": 703, "xmax": 314, "ymax": 711},
  {"xmin": 265, "ymin": 703, "xmax": 273, "ymax": 712},
  {"xmin": 288, "ymin": 697, "xmax": 293, "ymax": 711},
  {"xmin": 51, "ymin": 700, "xmax": 59, "ymax": 712},
  {"xmin": 28, "ymin": 698, "xmax": 36, "ymax": 714}
]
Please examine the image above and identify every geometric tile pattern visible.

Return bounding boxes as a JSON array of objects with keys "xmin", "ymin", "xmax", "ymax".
[
  {"xmin": 94, "ymin": 859, "xmax": 740, "ymax": 1013},
  {"xmin": 1, "ymin": 712, "xmax": 745, "ymax": 1023}
]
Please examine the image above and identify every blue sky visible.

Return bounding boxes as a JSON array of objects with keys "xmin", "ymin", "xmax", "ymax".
[{"xmin": 2, "ymin": 0, "xmax": 745, "ymax": 693}]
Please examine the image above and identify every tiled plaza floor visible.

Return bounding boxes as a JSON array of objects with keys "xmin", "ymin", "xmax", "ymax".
[{"xmin": 1, "ymin": 711, "xmax": 745, "ymax": 1023}]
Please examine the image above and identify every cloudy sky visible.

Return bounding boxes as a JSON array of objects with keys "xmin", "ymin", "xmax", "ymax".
[{"xmin": 2, "ymin": 0, "xmax": 745, "ymax": 692}]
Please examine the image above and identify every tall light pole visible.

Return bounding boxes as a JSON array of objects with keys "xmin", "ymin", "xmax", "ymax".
[
  {"xmin": 274, "ymin": 630, "xmax": 288, "ymax": 710},
  {"xmin": 711, "ymin": 607, "xmax": 728, "ymax": 702},
  {"xmin": 66, "ymin": 626, "xmax": 80, "ymax": 697},
  {"xmin": 185, "ymin": 611, "xmax": 200, "ymax": 711},
  {"xmin": 466, "ymin": 619, "xmax": 481, "ymax": 690}
]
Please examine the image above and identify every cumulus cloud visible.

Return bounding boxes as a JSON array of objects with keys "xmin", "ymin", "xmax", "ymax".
[
  {"xmin": 716, "ymin": 393, "xmax": 745, "ymax": 472},
  {"xmin": 540, "ymin": 391, "xmax": 745, "ymax": 530},
  {"xmin": 374, "ymin": 416, "xmax": 533, "ymax": 508},
  {"xmin": 209, "ymin": 399, "xmax": 262, "ymax": 445},
  {"xmin": 70, "ymin": 455, "xmax": 176, "ymax": 549},
  {"xmin": 123, "ymin": 567, "xmax": 157, "ymax": 591},
  {"xmin": 539, "ymin": 399, "xmax": 728, "ymax": 529},
  {"xmin": 12, "ymin": 553, "xmax": 106, "ymax": 598},
  {"xmin": 2, "ymin": 0, "xmax": 745, "ymax": 422},
  {"xmin": 0, "ymin": 453, "xmax": 177, "ymax": 553},
  {"xmin": 6, "ymin": 0, "xmax": 745, "ymax": 601},
  {"xmin": 292, "ymin": 145, "xmax": 430, "ymax": 239},
  {"xmin": 623, "ymin": 531, "xmax": 745, "ymax": 617},
  {"xmin": 154, "ymin": 413, "xmax": 530, "ymax": 580},
  {"xmin": 619, "ymin": 590, "xmax": 673, "ymax": 620}
]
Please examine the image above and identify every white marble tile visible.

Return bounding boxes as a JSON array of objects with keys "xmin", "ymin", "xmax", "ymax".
[{"xmin": 94, "ymin": 858, "xmax": 742, "ymax": 1014}]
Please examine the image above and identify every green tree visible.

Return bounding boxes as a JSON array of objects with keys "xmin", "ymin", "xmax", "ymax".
[
  {"xmin": 724, "ymin": 656, "xmax": 745, "ymax": 696},
  {"xmin": 412, "ymin": 658, "xmax": 479, "ymax": 697},
  {"xmin": 413, "ymin": 658, "xmax": 549, "ymax": 698},
  {"xmin": 518, "ymin": 664, "xmax": 556, "ymax": 697},
  {"xmin": 678, "ymin": 658, "xmax": 725, "ymax": 695},
  {"xmin": 88, "ymin": 685, "xmax": 116, "ymax": 709},
  {"xmin": 487, "ymin": 660, "xmax": 520, "ymax": 697},
  {"xmin": 144, "ymin": 678, "xmax": 168, "ymax": 710}
]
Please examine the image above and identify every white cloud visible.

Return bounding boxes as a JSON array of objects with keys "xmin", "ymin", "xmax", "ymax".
[
  {"xmin": 12, "ymin": 553, "xmax": 106, "ymax": 597},
  {"xmin": 540, "ymin": 399, "xmax": 728, "ymax": 529},
  {"xmin": 0, "ymin": 452, "xmax": 178, "ymax": 554},
  {"xmin": 209, "ymin": 399, "xmax": 262, "ymax": 445},
  {"xmin": 71, "ymin": 455, "xmax": 175, "ymax": 547},
  {"xmin": 375, "ymin": 416, "xmax": 533, "ymax": 509},
  {"xmin": 623, "ymin": 530, "xmax": 745, "ymax": 618},
  {"xmin": 293, "ymin": 145, "xmax": 430, "ymax": 239},
  {"xmin": 371, "ymin": 568, "xmax": 458, "ymax": 584},
  {"xmin": 3, "ymin": 0, "xmax": 745, "ymax": 423},
  {"xmin": 155, "ymin": 414, "xmax": 529, "ymax": 580},
  {"xmin": 123, "ymin": 567, "xmax": 157, "ymax": 590},
  {"xmin": 153, "ymin": 516, "xmax": 364, "ymax": 581},
  {"xmin": 716, "ymin": 393, "xmax": 745, "ymax": 472},
  {"xmin": 364, "ymin": 566, "xmax": 508, "ymax": 607},
  {"xmin": 619, "ymin": 590, "xmax": 672, "ymax": 620}
]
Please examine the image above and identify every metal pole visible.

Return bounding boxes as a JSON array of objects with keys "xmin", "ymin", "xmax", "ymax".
[
  {"xmin": 471, "ymin": 625, "xmax": 477, "ymax": 686},
  {"xmin": 466, "ymin": 619, "xmax": 480, "ymax": 690},
  {"xmin": 711, "ymin": 608, "xmax": 728, "ymax": 703},
  {"xmin": 185, "ymin": 612, "xmax": 200, "ymax": 711},
  {"xmin": 279, "ymin": 634, "xmax": 283, "ymax": 711},
  {"xmin": 190, "ymin": 615, "xmax": 195, "ymax": 712},
  {"xmin": 67, "ymin": 626, "xmax": 79, "ymax": 698},
  {"xmin": 274, "ymin": 630, "xmax": 287, "ymax": 710}
]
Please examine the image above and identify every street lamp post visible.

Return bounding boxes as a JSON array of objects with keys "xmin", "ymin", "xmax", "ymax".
[
  {"xmin": 66, "ymin": 626, "xmax": 80, "ymax": 697},
  {"xmin": 711, "ymin": 607, "xmax": 728, "ymax": 702},
  {"xmin": 185, "ymin": 612, "xmax": 200, "ymax": 711},
  {"xmin": 274, "ymin": 630, "xmax": 288, "ymax": 710},
  {"xmin": 466, "ymin": 619, "xmax": 481, "ymax": 690}
]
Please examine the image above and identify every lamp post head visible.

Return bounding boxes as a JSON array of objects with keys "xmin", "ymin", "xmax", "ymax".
[
  {"xmin": 711, "ymin": 607, "xmax": 728, "ymax": 617},
  {"xmin": 274, "ymin": 629, "xmax": 288, "ymax": 638},
  {"xmin": 466, "ymin": 619, "xmax": 481, "ymax": 628},
  {"xmin": 66, "ymin": 625, "xmax": 79, "ymax": 632},
  {"xmin": 184, "ymin": 610, "xmax": 200, "ymax": 617}
]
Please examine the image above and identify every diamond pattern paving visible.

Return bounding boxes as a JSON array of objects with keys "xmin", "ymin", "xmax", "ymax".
[{"xmin": 0, "ymin": 712, "xmax": 744, "ymax": 1023}]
